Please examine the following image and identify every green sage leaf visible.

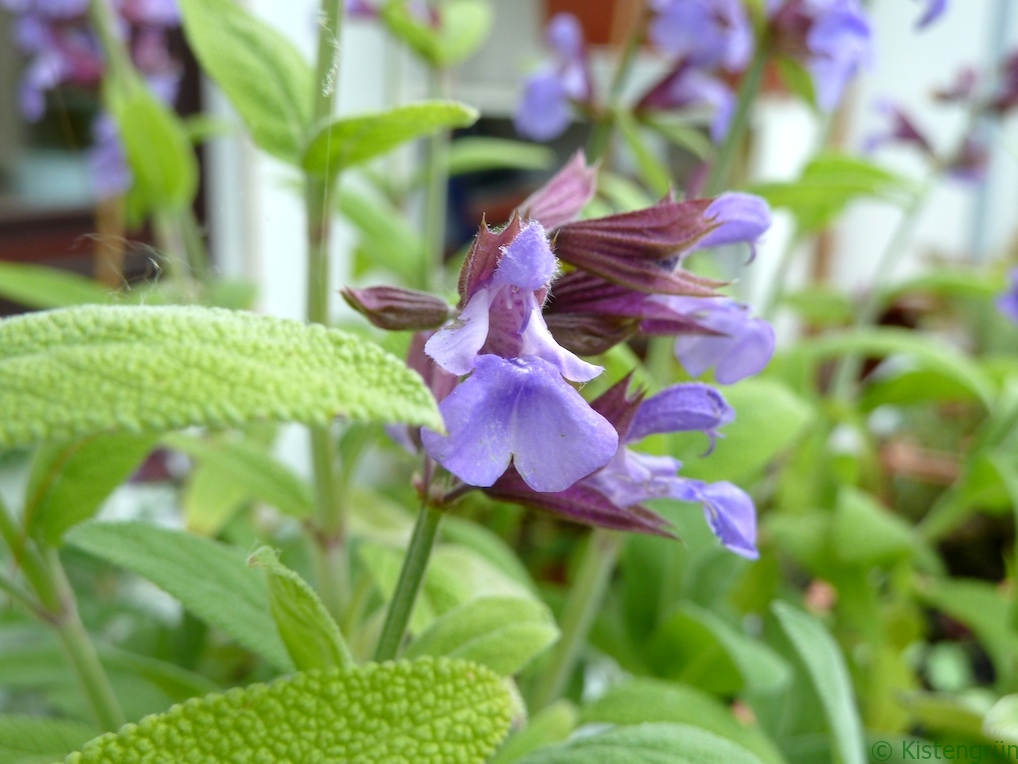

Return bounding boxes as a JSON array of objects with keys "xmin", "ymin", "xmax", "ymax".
[
  {"xmin": 0, "ymin": 262, "xmax": 114, "ymax": 310},
  {"xmin": 248, "ymin": 547, "xmax": 353, "ymax": 671},
  {"xmin": 179, "ymin": 0, "xmax": 313, "ymax": 161},
  {"xmin": 0, "ymin": 305, "xmax": 442, "ymax": 449},
  {"xmin": 66, "ymin": 521, "xmax": 292, "ymax": 671},
  {"xmin": 380, "ymin": 0, "xmax": 493, "ymax": 67},
  {"xmin": 303, "ymin": 101, "xmax": 479, "ymax": 176},
  {"xmin": 65, "ymin": 658, "xmax": 513, "ymax": 764},
  {"xmin": 0, "ymin": 716, "xmax": 98, "ymax": 764}
]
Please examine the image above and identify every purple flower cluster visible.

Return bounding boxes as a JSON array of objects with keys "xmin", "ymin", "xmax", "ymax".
[
  {"xmin": 767, "ymin": 0, "xmax": 873, "ymax": 112},
  {"xmin": 345, "ymin": 154, "xmax": 773, "ymax": 557},
  {"xmin": 2, "ymin": 0, "xmax": 181, "ymax": 200},
  {"xmin": 998, "ymin": 268, "xmax": 1018, "ymax": 324}
]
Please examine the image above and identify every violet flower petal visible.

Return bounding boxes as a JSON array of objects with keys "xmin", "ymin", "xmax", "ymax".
[
  {"xmin": 424, "ymin": 288, "xmax": 493, "ymax": 376},
  {"xmin": 514, "ymin": 69, "xmax": 573, "ymax": 142},
  {"xmin": 421, "ymin": 355, "xmax": 618, "ymax": 492},
  {"xmin": 627, "ymin": 382, "xmax": 734, "ymax": 444},
  {"xmin": 696, "ymin": 193, "xmax": 772, "ymax": 252},
  {"xmin": 668, "ymin": 297, "xmax": 776, "ymax": 383},
  {"xmin": 915, "ymin": 0, "xmax": 946, "ymax": 29},
  {"xmin": 692, "ymin": 480, "xmax": 758, "ymax": 558},
  {"xmin": 649, "ymin": 0, "xmax": 752, "ymax": 71},
  {"xmin": 997, "ymin": 268, "xmax": 1018, "ymax": 323}
]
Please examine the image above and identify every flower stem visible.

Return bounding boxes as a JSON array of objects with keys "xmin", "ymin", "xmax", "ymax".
[
  {"xmin": 305, "ymin": 0, "xmax": 347, "ymax": 617},
  {"xmin": 829, "ymin": 175, "xmax": 936, "ymax": 399},
  {"xmin": 704, "ymin": 45, "xmax": 767, "ymax": 197},
  {"xmin": 529, "ymin": 528, "xmax": 623, "ymax": 711},
  {"xmin": 373, "ymin": 502, "xmax": 443, "ymax": 662}
]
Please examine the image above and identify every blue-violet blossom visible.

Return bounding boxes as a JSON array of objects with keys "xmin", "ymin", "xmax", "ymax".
[{"xmin": 997, "ymin": 268, "xmax": 1018, "ymax": 324}]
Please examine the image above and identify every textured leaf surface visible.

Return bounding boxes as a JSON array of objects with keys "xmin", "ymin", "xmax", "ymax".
[
  {"xmin": 771, "ymin": 602, "xmax": 865, "ymax": 764},
  {"xmin": 179, "ymin": 0, "xmax": 312, "ymax": 161},
  {"xmin": 248, "ymin": 547, "xmax": 353, "ymax": 671},
  {"xmin": 514, "ymin": 723, "xmax": 765, "ymax": 764},
  {"xmin": 0, "ymin": 305, "xmax": 441, "ymax": 449},
  {"xmin": 303, "ymin": 101, "xmax": 478, "ymax": 175},
  {"xmin": 66, "ymin": 521, "xmax": 292, "ymax": 671},
  {"xmin": 25, "ymin": 434, "xmax": 158, "ymax": 544},
  {"xmin": 404, "ymin": 595, "xmax": 558, "ymax": 676},
  {"xmin": 65, "ymin": 658, "xmax": 513, "ymax": 764},
  {"xmin": 0, "ymin": 716, "xmax": 98, "ymax": 764}
]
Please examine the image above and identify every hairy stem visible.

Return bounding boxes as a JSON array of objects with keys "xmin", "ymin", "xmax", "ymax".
[
  {"xmin": 529, "ymin": 528, "xmax": 623, "ymax": 711},
  {"xmin": 373, "ymin": 502, "xmax": 443, "ymax": 662}
]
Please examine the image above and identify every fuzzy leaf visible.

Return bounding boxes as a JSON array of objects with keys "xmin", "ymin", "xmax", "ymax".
[
  {"xmin": 515, "ymin": 723, "xmax": 765, "ymax": 764},
  {"xmin": 66, "ymin": 521, "xmax": 292, "ymax": 671},
  {"xmin": 0, "ymin": 716, "xmax": 98, "ymax": 764},
  {"xmin": 248, "ymin": 547, "xmax": 353, "ymax": 671},
  {"xmin": 771, "ymin": 602, "xmax": 866, "ymax": 764},
  {"xmin": 303, "ymin": 101, "xmax": 478, "ymax": 176},
  {"xmin": 404, "ymin": 595, "xmax": 558, "ymax": 676},
  {"xmin": 0, "ymin": 305, "xmax": 442, "ymax": 449},
  {"xmin": 24, "ymin": 433, "xmax": 158, "ymax": 544},
  {"xmin": 179, "ymin": 0, "xmax": 312, "ymax": 161},
  {"xmin": 65, "ymin": 658, "xmax": 513, "ymax": 764}
]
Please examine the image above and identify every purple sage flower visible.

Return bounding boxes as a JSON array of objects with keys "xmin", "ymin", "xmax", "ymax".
[
  {"xmin": 996, "ymin": 268, "xmax": 1018, "ymax": 323},
  {"xmin": 648, "ymin": 0, "xmax": 752, "ymax": 72},
  {"xmin": 864, "ymin": 101, "xmax": 934, "ymax": 157},
  {"xmin": 769, "ymin": 0, "xmax": 873, "ymax": 111},
  {"xmin": 420, "ymin": 217, "xmax": 618, "ymax": 492},
  {"xmin": 488, "ymin": 377, "xmax": 758, "ymax": 555},
  {"xmin": 638, "ymin": 63, "xmax": 736, "ymax": 143},
  {"xmin": 514, "ymin": 13, "xmax": 591, "ymax": 141},
  {"xmin": 669, "ymin": 297, "xmax": 776, "ymax": 383}
]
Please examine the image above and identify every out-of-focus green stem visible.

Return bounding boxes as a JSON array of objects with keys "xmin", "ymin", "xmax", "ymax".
[
  {"xmin": 87, "ymin": 0, "xmax": 133, "ymax": 85},
  {"xmin": 529, "ymin": 528, "xmax": 623, "ymax": 711},
  {"xmin": 704, "ymin": 45, "xmax": 767, "ymax": 197},
  {"xmin": 374, "ymin": 502, "xmax": 443, "ymax": 662}
]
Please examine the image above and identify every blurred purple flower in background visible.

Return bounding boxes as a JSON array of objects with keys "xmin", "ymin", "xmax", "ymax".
[
  {"xmin": 915, "ymin": 0, "xmax": 947, "ymax": 29},
  {"xmin": 768, "ymin": 0, "xmax": 873, "ymax": 111},
  {"xmin": 2, "ymin": 0, "xmax": 181, "ymax": 199},
  {"xmin": 995, "ymin": 268, "xmax": 1018, "ymax": 323},
  {"xmin": 514, "ymin": 12, "xmax": 591, "ymax": 141},
  {"xmin": 638, "ymin": 64, "xmax": 736, "ymax": 142},
  {"xmin": 649, "ymin": 0, "xmax": 751, "ymax": 71}
]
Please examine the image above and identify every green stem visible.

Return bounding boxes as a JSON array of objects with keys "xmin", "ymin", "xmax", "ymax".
[
  {"xmin": 153, "ymin": 212, "xmax": 194, "ymax": 298},
  {"xmin": 179, "ymin": 208, "xmax": 211, "ymax": 286},
  {"xmin": 87, "ymin": 0, "xmax": 133, "ymax": 86},
  {"xmin": 829, "ymin": 175, "xmax": 936, "ymax": 399},
  {"xmin": 0, "ymin": 497, "xmax": 61, "ymax": 612},
  {"xmin": 420, "ymin": 67, "xmax": 452, "ymax": 291},
  {"xmin": 374, "ymin": 502, "xmax": 443, "ymax": 662},
  {"xmin": 704, "ymin": 45, "xmax": 767, "ymax": 197},
  {"xmin": 46, "ymin": 550, "xmax": 126, "ymax": 731},
  {"xmin": 529, "ymin": 528, "xmax": 623, "ymax": 711}
]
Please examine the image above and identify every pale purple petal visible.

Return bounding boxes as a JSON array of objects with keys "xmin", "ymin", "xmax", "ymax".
[
  {"xmin": 514, "ymin": 69, "xmax": 573, "ymax": 142},
  {"xmin": 490, "ymin": 221, "xmax": 557, "ymax": 291},
  {"xmin": 697, "ymin": 193, "xmax": 772, "ymax": 251},
  {"xmin": 626, "ymin": 382, "xmax": 734, "ymax": 443},
  {"xmin": 424, "ymin": 288, "xmax": 493, "ymax": 376},
  {"xmin": 519, "ymin": 309, "xmax": 604, "ymax": 382},
  {"xmin": 669, "ymin": 297, "xmax": 776, "ymax": 383},
  {"xmin": 997, "ymin": 268, "xmax": 1018, "ymax": 323},
  {"xmin": 546, "ymin": 12, "xmax": 584, "ymax": 60},
  {"xmin": 421, "ymin": 355, "xmax": 618, "ymax": 492},
  {"xmin": 649, "ymin": 0, "xmax": 751, "ymax": 71},
  {"xmin": 692, "ymin": 481, "xmax": 758, "ymax": 558}
]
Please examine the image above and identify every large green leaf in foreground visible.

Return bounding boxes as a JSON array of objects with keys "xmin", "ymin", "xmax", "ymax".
[
  {"xmin": 0, "ymin": 305, "xmax": 441, "ymax": 448},
  {"xmin": 66, "ymin": 658, "xmax": 512, "ymax": 764}
]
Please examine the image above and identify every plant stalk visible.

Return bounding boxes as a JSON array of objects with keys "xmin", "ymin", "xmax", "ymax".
[
  {"xmin": 529, "ymin": 528, "xmax": 623, "ymax": 711},
  {"xmin": 373, "ymin": 502, "xmax": 443, "ymax": 662}
]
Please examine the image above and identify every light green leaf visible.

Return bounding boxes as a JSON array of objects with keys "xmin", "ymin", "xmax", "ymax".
[
  {"xmin": 676, "ymin": 379, "xmax": 813, "ymax": 484},
  {"xmin": 771, "ymin": 601, "xmax": 866, "ymax": 764},
  {"xmin": 515, "ymin": 723, "xmax": 766, "ymax": 764},
  {"xmin": 0, "ymin": 305, "xmax": 442, "ymax": 449},
  {"xmin": 774, "ymin": 55, "xmax": 816, "ymax": 110},
  {"xmin": 109, "ymin": 83, "xmax": 198, "ymax": 210},
  {"xmin": 491, "ymin": 701, "xmax": 577, "ymax": 764},
  {"xmin": 303, "ymin": 101, "xmax": 479, "ymax": 176},
  {"xmin": 381, "ymin": 0, "xmax": 493, "ymax": 67},
  {"xmin": 0, "ymin": 716, "xmax": 98, "ymax": 764},
  {"xmin": 580, "ymin": 679, "xmax": 787, "ymax": 764},
  {"xmin": 339, "ymin": 183, "xmax": 424, "ymax": 278},
  {"xmin": 984, "ymin": 694, "xmax": 1018, "ymax": 744},
  {"xmin": 830, "ymin": 487, "xmax": 916, "ymax": 567},
  {"xmin": 0, "ymin": 262, "xmax": 114, "ymax": 310},
  {"xmin": 66, "ymin": 521, "xmax": 292, "ymax": 671},
  {"xmin": 24, "ymin": 433, "xmax": 158, "ymax": 545},
  {"xmin": 404, "ymin": 595, "xmax": 558, "ymax": 676},
  {"xmin": 643, "ymin": 115, "xmax": 715, "ymax": 161},
  {"xmin": 164, "ymin": 433, "xmax": 313, "ymax": 519},
  {"xmin": 248, "ymin": 546, "xmax": 353, "ymax": 671},
  {"xmin": 750, "ymin": 152, "xmax": 914, "ymax": 232},
  {"xmin": 66, "ymin": 658, "xmax": 512, "ymax": 763},
  {"xmin": 793, "ymin": 327, "xmax": 996, "ymax": 407},
  {"xmin": 182, "ymin": 459, "xmax": 251, "ymax": 536},
  {"xmin": 446, "ymin": 137, "xmax": 555, "ymax": 176},
  {"xmin": 179, "ymin": 0, "xmax": 312, "ymax": 161},
  {"xmin": 782, "ymin": 286, "xmax": 854, "ymax": 327}
]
